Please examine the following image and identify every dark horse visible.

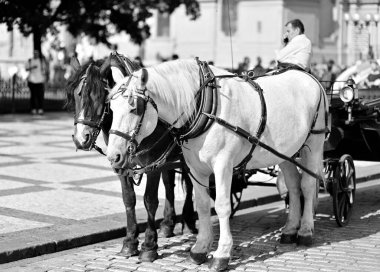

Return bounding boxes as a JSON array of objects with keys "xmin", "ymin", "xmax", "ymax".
[{"xmin": 65, "ymin": 52, "xmax": 196, "ymax": 262}]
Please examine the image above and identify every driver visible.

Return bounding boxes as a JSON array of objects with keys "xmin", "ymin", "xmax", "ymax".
[{"xmin": 275, "ymin": 19, "xmax": 312, "ymax": 71}]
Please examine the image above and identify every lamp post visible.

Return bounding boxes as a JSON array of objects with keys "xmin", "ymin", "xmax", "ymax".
[
  {"xmin": 374, "ymin": 14, "xmax": 379, "ymax": 58},
  {"xmin": 344, "ymin": 12, "xmax": 380, "ymax": 62},
  {"xmin": 343, "ymin": 13, "xmax": 350, "ymax": 64}
]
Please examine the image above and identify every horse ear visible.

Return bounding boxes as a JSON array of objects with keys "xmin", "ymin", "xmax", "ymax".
[
  {"xmin": 111, "ymin": 67, "xmax": 125, "ymax": 83},
  {"xmin": 70, "ymin": 57, "xmax": 80, "ymax": 72},
  {"xmin": 140, "ymin": 68, "xmax": 148, "ymax": 87},
  {"xmin": 100, "ymin": 56, "xmax": 111, "ymax": 77}
]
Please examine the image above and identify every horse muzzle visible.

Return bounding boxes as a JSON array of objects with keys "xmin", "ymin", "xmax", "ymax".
[{"xmin": 72, "ymin": 125, "xmax": 95, "ymax": 150}]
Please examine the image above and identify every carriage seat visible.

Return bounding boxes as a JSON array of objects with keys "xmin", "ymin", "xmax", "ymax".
[
  {"xmin": 247, "ymin": 62, "xmax": 309, "ymax": 81},
  {"xmin": 277, "ymin": 61, "xmax": 308, "ymax": 72}
]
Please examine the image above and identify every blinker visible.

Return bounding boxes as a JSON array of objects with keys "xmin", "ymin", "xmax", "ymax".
[{"xmin": 135, "ymin": 96, "xmax": 146, "ymax": 115}]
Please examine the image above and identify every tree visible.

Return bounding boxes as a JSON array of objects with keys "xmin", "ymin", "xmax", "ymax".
[{"xmin": 0, "ymin": 0, "xmax": 200, "ymax": 53}]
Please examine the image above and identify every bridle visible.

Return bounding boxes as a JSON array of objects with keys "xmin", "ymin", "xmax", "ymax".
[
  {"xmin": 73, "ymin": 64, "xmax": 110, "ymax": 155},
  {"xmin": 109, "ymin": 77, "xmax": 158, "ymax": 163}
]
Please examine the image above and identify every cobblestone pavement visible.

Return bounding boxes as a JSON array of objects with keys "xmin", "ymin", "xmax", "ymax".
[
  {"xmin": 0, "ymin": 112, "xmax": 281, "ymax": 263},
  {"xmin": 1, "ymin": 179, "xmax": 379, "ymax": 272}
]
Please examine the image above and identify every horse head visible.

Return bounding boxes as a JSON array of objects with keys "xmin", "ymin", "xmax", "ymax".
[
  {"xmin": 107, "ymin": 68, "xmax": 160, "ymax": 171},
  {"xmin": 66, "ymin": 52, "xmax": 138, "ymax": 151}
]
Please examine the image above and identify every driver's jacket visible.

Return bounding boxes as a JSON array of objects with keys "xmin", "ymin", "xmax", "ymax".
[{"xmin": 275, "ymin": 34, "xmax": 312, "ymax": 70}]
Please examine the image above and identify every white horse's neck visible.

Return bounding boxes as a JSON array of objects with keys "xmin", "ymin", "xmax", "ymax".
[{"xmin": 145, "ymin": 60, "xmax": 200, "ymax": 127}]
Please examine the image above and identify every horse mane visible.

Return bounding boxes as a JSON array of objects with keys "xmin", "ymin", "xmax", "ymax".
[
  {"xmin": 65, "ymin": 53, "xmax": 139, "ymax": 119},
  {"xmin": 147, "ymin": 59, "xmax": 201, "ymax": 122},
  {"xmin": 65, "ymin": 59, "xmax": 105, "ymax": 116},
  {"xmin": 109, "ymin": 59, "xmax": 200, "ymax": 122}
]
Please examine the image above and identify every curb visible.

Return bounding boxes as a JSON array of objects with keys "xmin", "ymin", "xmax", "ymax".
[
  {"xmin": 0, "ymin": 173, "xmax": 378, "ymax": 264},
  {"xmin": 0, "ymin": 192, "xmax": 281, "ymax": 264}
]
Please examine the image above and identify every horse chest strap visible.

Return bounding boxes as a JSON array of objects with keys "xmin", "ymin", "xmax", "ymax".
[{"xmin": 178, "ymin": 60, "xmax": 218, "ymax": 140}]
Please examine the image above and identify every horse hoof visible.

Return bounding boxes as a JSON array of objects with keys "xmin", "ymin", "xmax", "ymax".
[
  {"xmin": 118, "ymin": 247, "xmax": 139, "ymax": 257},
  {"xmin": 297, "ymin": 235, "xmax": 313, "ymax": 246},
  {"xmin": 209, "ymin": 257, "xmax": 229, "ymax": 271},
  {"xmin": 280, "ymin": 233, "xmax": 297, "ymax": 244},
  {"xmin": 160, "ymin": 225, "xmax": 175, "ymax": 238},
  {"xmin": 190, "ymin": 251, "xmax": 208, "ymax": 265},
  {"xmin": 182, "ymin": 224, "xmax": 198, "ymax": 235},
  {"xmin": 139, "ymin": 250, "xmax": 158, "ymax": 262}
]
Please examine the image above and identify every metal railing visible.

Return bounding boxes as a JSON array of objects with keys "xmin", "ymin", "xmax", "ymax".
[{"xmin": 0, "ymin": 77, "xmax": 66, "ymax": 114}]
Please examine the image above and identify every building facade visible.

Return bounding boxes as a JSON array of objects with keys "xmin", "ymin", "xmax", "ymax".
[
  {"xmin": 134, "ymin": 0, "xmax": 339, "ymax": 69},
  {"xmin": 3, "ymin": 0, "xmax": 375, "ymax": 75}
]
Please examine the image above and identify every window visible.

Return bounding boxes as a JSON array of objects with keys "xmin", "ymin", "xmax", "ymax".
[
  {"xmin": 257, "ymin": 21, "xmax": 262, "ymax": 33},
  {"xmin": 157, "ymin": 12, "xmax": 170, "ymax": 37},
  {"xmin": 221, "ymin": 0, "xmax": 238, "ymax": 36}
]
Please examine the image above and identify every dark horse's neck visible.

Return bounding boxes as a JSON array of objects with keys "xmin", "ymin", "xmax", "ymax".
[{"xmin": 101, "ymin": 110, "xmax": 113, "ymax": 145}]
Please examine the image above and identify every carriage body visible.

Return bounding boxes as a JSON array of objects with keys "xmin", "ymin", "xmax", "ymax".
[
  {"xmin": 318, "ymin": 81, "xmax": 380, "ymax": 226},
  {"xmin": 325, "ymin": 85, "xmax": 380, "ymax": 161}
]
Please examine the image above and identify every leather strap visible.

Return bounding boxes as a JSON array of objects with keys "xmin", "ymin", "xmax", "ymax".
[{"xmin": 178, "ymin": 58, "xmax": 218, "ymax": 141}]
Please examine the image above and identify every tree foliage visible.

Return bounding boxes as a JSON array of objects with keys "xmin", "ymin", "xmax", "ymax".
[{"xmin": 0, "ymin": 0, "xmax": 200, "ymax": 51}]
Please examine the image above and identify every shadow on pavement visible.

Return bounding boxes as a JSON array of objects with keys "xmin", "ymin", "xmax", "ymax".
[{"xmin": 153, "ymin": 183, "xmax": 380, "ymax": 270}]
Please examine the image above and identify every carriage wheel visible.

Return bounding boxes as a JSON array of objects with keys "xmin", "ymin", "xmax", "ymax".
[{"xmin": 332, "ymin": 154, "xmax": 356, "ymax": 227}]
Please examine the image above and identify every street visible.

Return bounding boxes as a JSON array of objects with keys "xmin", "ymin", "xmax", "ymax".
[
  {"xmin": 0, "ymin": 112, "xmax": 380, "ymax": 271},
  {"xmin": 1, "ymin": 179, "xmax": 380, "ymax": 272}
]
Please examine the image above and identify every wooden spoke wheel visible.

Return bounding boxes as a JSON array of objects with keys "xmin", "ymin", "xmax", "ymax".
[{"xmin": 332, "ymin": 154, "xmax": 356, "ymax": 227}]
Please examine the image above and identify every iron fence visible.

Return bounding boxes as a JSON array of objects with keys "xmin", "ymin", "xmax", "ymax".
[{"xmin": 0, "ymin": 77, "xmax": 67, "ymax": 114}]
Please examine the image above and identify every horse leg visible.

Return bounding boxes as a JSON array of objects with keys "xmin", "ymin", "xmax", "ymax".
[
  {"xmin": 279, "ymin": 161, "xmax": 302, "ymax": 244},
  {"xmin": 297, "ymin": 137, "xmax": 324, "ymax": 246},
  {"xmin": 181, "ymin": 170, "xmax": 197, "ymax": 234},
  {"xmin": 139, "ymin": 171, "xmax": 160, "ymax": 262},
  {"xmin": 118, "ymin": 175, "xmax": 139, "ymax": 257},
  {"xmin": 188, "ymin": 169, "xmax": 213, "ymax": 265},
  {"xmin": 160, "ymin": 169, "xmax": 176, "ymax": 238},
  {"xmin": 209, "ymin": 160, "xmax": 233, "ymax": 271}
]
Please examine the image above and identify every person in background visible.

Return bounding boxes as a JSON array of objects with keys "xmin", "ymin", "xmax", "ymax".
[
  {"xmin": 237, "ymin": 56, "xmax": 250, "ymax": 74},
  {"xmin": 275, "ymin": 19, "xmax": 312, "ymax": 71},
  {"xmin": 252, "ymin": 56, "xmax": 266, "ymax": 77},
  {"xmin": 310, "ymin": 62, "xmax": 320, "ymax": 79},
  {"xmin": 134, "ymin": 56, "xmax": 145, "ymax": 68},
  {"xmin": 321, "ymin": 60, "xmax": 336, "ymax": 91},
  {"xmin": 25, "ymin": 50, "xmax": 48, "ymax": 115},
  {"xmin": 363, "ymin": 60, "xmax": 380, "ymax": 88},
  {"xmin": 266, "ymin": 60, "xmax": 277, "ymax": 72}
]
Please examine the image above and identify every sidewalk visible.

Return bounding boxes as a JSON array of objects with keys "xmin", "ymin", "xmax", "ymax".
[{"xmin": 0, "ymin": 112, "xmax": 379, "ymax": 265}]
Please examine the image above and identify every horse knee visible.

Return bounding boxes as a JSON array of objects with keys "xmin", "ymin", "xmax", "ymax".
[
  {"xmin": 301, "ymin": 179, "xmax": 315, "ymax": 197},
  {"xmin": 214, "ymin": 199, "xmax": 231, "ymax": 218}
]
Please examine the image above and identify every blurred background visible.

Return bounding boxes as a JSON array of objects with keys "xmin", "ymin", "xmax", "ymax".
[{"xmin": 1, "ymin": 0, "xmax": 380, "ymax": 113}]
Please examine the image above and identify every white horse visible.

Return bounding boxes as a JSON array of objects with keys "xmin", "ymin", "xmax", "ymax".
[{"xmin": 106, "ymin": 59, "xmax": 327, "ymax": 271}]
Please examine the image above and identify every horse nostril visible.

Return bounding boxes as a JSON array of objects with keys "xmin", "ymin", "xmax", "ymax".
[
  {"xmin": 115, "ymin": 154, "xmax": 121, "ymax": 163},
  {"xmin": 83, "ymin": 133, "xmax": 90, "ymax": 144}
]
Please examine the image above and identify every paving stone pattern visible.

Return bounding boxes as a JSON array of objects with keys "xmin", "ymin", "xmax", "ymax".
[
  {"xmin": 0, "ymin": 113, "xmax": 189, "ymax": 261},
  {"xmin": 1, "ymin": 112, "xmax": 380, "ymax": 271},
  {"xmin": 2, "ymin": 181, "xmax": 380, "ymax": 272}
]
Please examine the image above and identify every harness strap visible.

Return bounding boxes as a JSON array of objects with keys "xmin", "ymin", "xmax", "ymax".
[
  {"xmin": 177, "ymin": 58, "xmax": 218, "ymax": 141},
  {"xmin": 308, "ymin": 80, "xmax": 330, "ymax": 137},
  {"xmin": 202, "ymin": 113, "xmax": 322, "ymax": 181},
  {"xmin": 130, "ymin": 141, "xmax": 178, "ymax": 175},
  {"xmin": 210, "ymin": 74, "xmax": 267, "ymax": 170},
  {"xmin": 233, "ymin": 78, "xmax": 267, "ymax": 170}
]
